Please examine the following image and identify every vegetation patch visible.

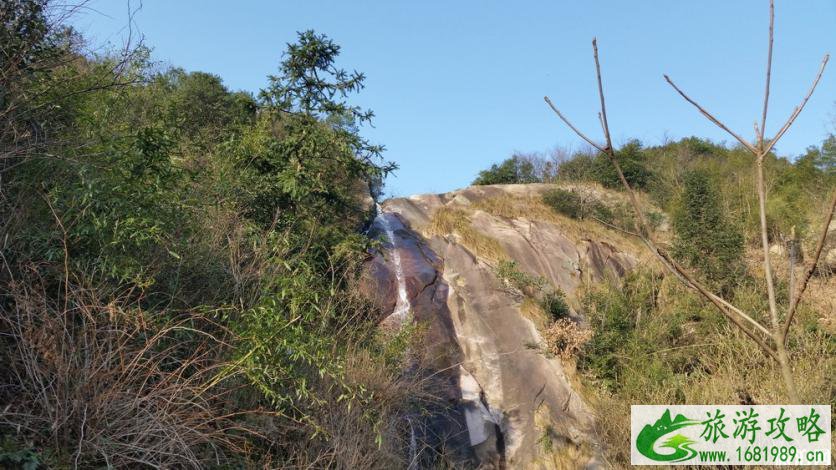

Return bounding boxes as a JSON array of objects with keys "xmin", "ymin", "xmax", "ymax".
[
  {"xmin": 577, "ymin": 269, "xmax": 834, "ymax": 466},
  {"xmin": 426, "ymin": 206, "xmax": 506, "ymax": 260}
]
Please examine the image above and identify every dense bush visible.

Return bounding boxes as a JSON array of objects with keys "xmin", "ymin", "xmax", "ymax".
[
  {"xmin": 541, "ymin": 188, "xmax": 615, "ymax": 223},
  {"xmin": 0, "ymin": 4, "xmax": 415, "ymax": 467},
  {"xmin": 472, "ymin": 154, "xmax": 538, "ymax": 185},
  {"xmin": 672, "ymin": 170, "xmax": 745, "ymax": 296},
  {"xmin": 541, "ymin": 290, "xmax": 570, "ymax": 321},
  {"xmin": 553, "ymin": 152, "xmax": 596, "ymax": 182},
  {"xmin": 592, "ymin": 140, "xmax": 652, "ymax": 190},
  {"xmin": 541, "ymin": 188, "xmax": 584, "ymax": 218}
]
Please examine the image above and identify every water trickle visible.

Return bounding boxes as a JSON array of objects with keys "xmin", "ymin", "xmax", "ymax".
[
  {"xmin": 375, "ymin": 203, "xmax": 412, "ymax": 322},
  {"xmin": 376, "ymin": 204, "xmax": 419, "ymax": 466}
]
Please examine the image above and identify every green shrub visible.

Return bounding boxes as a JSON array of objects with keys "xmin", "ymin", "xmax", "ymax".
[
  {"xmin": 541, "ymin": 290, "xmax": 570, "ymax": 321},
  {"xmin": 593, "ymin": 140, "xmax": 652, "ymax": 190},
  {"xmin": 556, "ymin": 152, "xmax": 597, "ymax": 181},
  {"xmin": 672, "ymin": 170, "xmax": 745, "ymax": 296},
  {"xmin": 542, "ymin": 188, "xmax": 584, "ymax": 219},
  {"xmin": 578, "ymin": 283, "xmax": 634, "ymax": 387},
  {"xmin": 473, "ymin": 155, "xmax": 538, "ymax": 185},
  {"xmin": 578, "ymin": 270, "xmax": 682, "ymax": 391},
  {"xmin": 494, "ymin": 259, "xmax": 546, "ymax": 293}
]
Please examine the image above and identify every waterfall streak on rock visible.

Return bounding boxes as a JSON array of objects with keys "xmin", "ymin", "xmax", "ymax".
[{"xmin": 375, "ymin": 204, "xmax": 412, "ymax": 321}]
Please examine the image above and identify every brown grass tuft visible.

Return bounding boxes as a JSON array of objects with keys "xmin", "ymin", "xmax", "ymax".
[
  {"xmin": 425, "ymin": 206, "xmax": 506, "ymax": 261},
  {"xmin": 0, "ymin": 276, "xmax": 257, "ymax": 468}
]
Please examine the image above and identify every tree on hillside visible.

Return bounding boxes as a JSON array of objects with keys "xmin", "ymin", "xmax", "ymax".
[
  {"xmin": 672, "ymin": 170, "xmax": 744, "ymax": 296},
  {"xmin": 818, "ymin": 134, "xmax": 836, "ymax": 176},
  {"xmin": 473, "ymin": 154, "xmax": 538, "ymax": 185},
  {"xmin": 234, "ymin": 30, "xmax": 395, "ymax": 229},
  {"xmin": 592, "ymin": 139, "xmax": 651, "ymax": 190},
  {"xmin": 160, "ymin": 69, "xmax": 256, "ymax": 138}
]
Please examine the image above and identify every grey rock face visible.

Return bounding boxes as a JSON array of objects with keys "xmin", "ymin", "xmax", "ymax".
[{"xmin": 367, "ymin": 184, "xmax": 641, "ymax": 468}]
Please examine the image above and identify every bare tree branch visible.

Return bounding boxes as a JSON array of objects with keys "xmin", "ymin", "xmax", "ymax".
[
  {"xmin": 592, "ymin": 38, "xmax": 613, "ymax": 151},
  {"xmin": 761, "ymin": 54, "xmax": 830, "ymax": 157},
  {"xmin": 759, "ymin": 0, "xmax": 775, "ymax": 143},
  {"xmin": 543, "ymin": 96, "xmax": 607, "ymax": 153},
  {"xmin": 782, "ymin": 191, "xmax": 836, "ymax": 343},
  {"xmin": 664, "ymin": 75, "xmax": 759, "ymax": 154},
  {"xmin": 546, "ymin": 40, "xmax": 776, "ymax": 358},
  {"xmin": 756, "ymin": 154, "xmax": 782, "ymax": 334}
]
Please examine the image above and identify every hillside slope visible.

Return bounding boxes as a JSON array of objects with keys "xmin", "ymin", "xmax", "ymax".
[{"xmin": 364, "ymin": 183, "xmax": 656, "ymax": 468}]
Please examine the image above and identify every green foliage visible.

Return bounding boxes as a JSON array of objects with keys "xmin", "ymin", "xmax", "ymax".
[
  {"xmin": 672, "ymin": 170, "xmax": 745, "ymax": 296},
  {"xmin": 541, "ymin": 188, "xmax": 615, "ymax": 222},
  {"xmin": 229, "ymin": 30, "xmax": 394, "ymax": 241},
  {"xmin": 554, "ymin": 140, "xmax": 651, "ymax": 190},
  {"xmin": 541, "ymin": 290, "xmax": 570, "ymax": 321},
  {"xmin": 494, "ymin": 259, "xmax": 570, "ymax": 321},
  {"xmin": 815, "ymin": 134, "xmax": 836, "ymax": 176},
  {"xmin": 542, "ymin": 188, "xmax": 584, "ymax": 218},
  {"xmin": 554, "ymin": 152, "xmax": 596, "ymax": 181},
  {"xmin": 594, "ymin": 140, "xmax": 652, "ymax": 189},
  {"xmin": 578, "ymin": 270, "xmax": 683, "ymax": 391},
  {"xmin": 494, "ymin": 259, "xmax": 546, "ymax": 293},
  {"xmin": 0, "ymin": 445, "xmax": 40, "ymax": 470},
  {"xmin": 578, "ymin": 280, "xmax": 635, "ymax": 387},
  {"xmin": 473, "ymin": 155, "xmax": 538, "ymax": 185},
  {"xmin": 1, "ymin": 12, "xmax": 410, "ymax": 466},
  {"xmin": 0, "ymin": 435, "xmax": 43, "ymax": 470},
  {"xmin": 158, "ymin": 69, "xmax": 256, "ymax": 139},
  {"xmin": 58, "ymin": 127, "xmax": 183, "ymax": 285}
]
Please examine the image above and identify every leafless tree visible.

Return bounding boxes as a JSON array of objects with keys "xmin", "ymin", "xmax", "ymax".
[{"xmin": 544, "ymin": 0, "xmax": 833, "ymax": 402}]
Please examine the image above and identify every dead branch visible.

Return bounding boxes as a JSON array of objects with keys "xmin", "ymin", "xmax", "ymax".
[
  {"xmin": 543, "ymin": 97, "xmax": 606, "ymax": 153},
  {"xmin": 663, "ymin": 75, "xmax": 759, "ymax": 154},
  {"xmin": 759, "ymin": 0, "xmax": 775, "ymax": 143},
  {"xmin": 761, "ymin": 54, "xmax": 830, "ymax": 157},
  {"xmin": 782, "ymin": 191, "xmax": 836, "ymax": 343}
]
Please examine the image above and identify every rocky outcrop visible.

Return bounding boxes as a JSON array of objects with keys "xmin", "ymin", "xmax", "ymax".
[{"xmin": 365, "ymin": 183, "xmax": 646, "ymax": 468}]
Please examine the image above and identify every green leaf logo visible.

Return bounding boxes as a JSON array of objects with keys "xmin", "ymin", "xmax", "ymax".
[{"xmin": 636, "ymin": 409, "xmax": 700, "ymax": 462}]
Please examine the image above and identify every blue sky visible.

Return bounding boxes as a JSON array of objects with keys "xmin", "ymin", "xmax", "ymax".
[{"xmin": 72, "ymin": 1, "xmax": 836, "ymax": 197}]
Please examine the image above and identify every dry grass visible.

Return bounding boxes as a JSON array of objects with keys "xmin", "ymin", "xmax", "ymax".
[
  {"xmin": 589, "ymin": 332, "xmax": 834, "ymax": 469},
  {"xmin": 0, "ymin": 271, "xmax": 466, "ymax": 469},
  {"xmin": 280, "ymin": 328, "xmax": 472, "ymax": 469},
  {"xmin": 471, "ymin": 190, "xmax": 650, "ymax": 259},
  {"xmin": 533, "ymin": 403, "xmax": 597, "ymax": 469},
  {"xmin": 520, "ymin": 297, "xmax": 550, "ymax": 330},
  {"xmin": 425, "ymin": 206, "xmax": 506, "ymax": 261},
  {"xmin": 543, "ymin": 319, "xmax": 593, "ymax": 360},
  {"xmin": 579, "ymin": 271, "xmax": 835, "ymax": 469},
  {"xmin": 0, "ymin": 277, "xmax": 256, "ymax": 468}
]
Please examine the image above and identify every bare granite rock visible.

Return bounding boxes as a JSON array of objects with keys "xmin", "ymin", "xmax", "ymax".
[{"xmin": 368, "ymin": 183, "xmax": 643, "ymax": 468}]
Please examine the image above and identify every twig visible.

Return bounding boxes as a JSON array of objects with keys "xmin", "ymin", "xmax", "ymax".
[
  {"xmin": 664, "ymin": 75, "xmax": 759, "ymax": 154},
  {"xmin": 782, "ymin": 191, "xmax": 836, "ymax": 343},
  {"xmin": 593, "ymin": 38, "xmax": 613, "ymax": 151},
  {"xmin": 761, "ymin": 54, "xmax": 830, "ymax": 157},
  {"xmin": 42, "ymin": 192, "xmax": 70, "ymax": 310},
  {"xmin": 759, "ymin": 0, "xmax": 775, "ymax": 142},
  {"xmin": 543, "ymin": 97, "xmax": 607, "ymax": 153}
]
